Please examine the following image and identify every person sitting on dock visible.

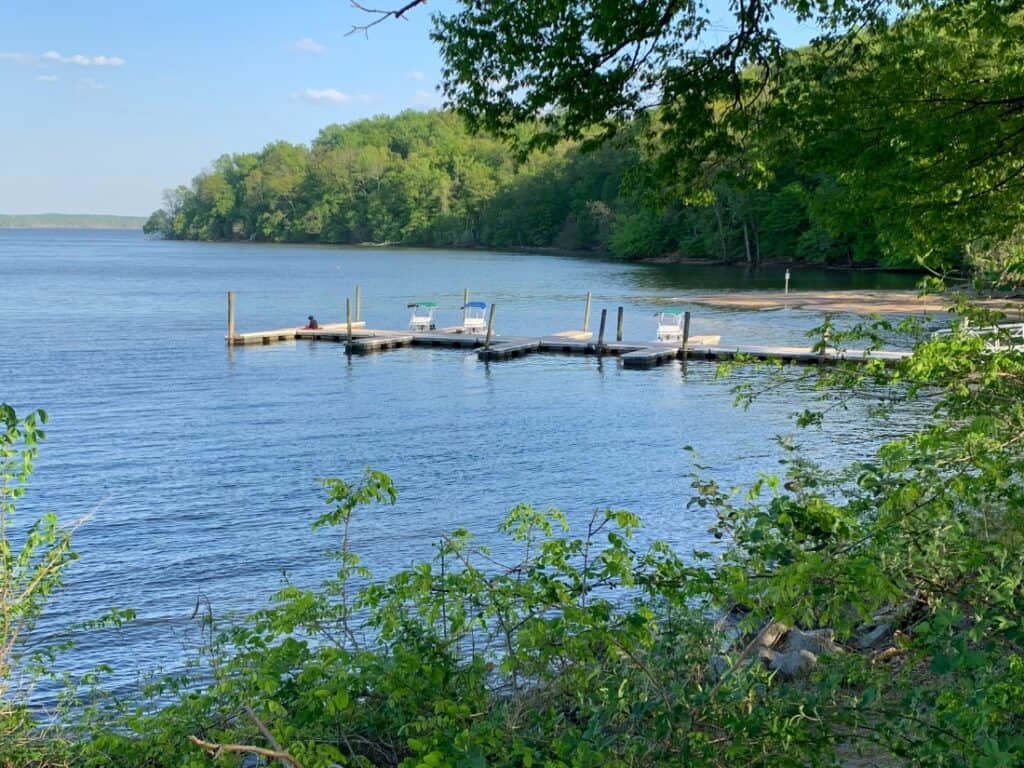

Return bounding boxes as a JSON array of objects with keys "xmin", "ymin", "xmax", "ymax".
[{"xmin": 304, "ymin": 315, "xmax": 320, "ymax": 330}]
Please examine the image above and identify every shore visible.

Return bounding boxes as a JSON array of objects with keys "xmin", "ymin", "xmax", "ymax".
[{"xmin": 687, "ymin": 290, "xmax": 1024, "ymax": 316}]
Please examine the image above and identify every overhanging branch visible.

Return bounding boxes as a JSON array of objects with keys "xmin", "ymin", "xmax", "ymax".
[{"xmin": 348, "ymin": 0, "xmax": 429, "ymax": 36}]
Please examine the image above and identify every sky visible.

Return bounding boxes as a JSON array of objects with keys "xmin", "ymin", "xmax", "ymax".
[{"xmin": 0, "ymin": 1, "xmax": 818, "ymax": 217}]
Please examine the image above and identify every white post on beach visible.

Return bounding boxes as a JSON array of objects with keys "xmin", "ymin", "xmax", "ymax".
[{"xmin": 785, "ymin": 269, "xmax": 791, "ymax": 295}]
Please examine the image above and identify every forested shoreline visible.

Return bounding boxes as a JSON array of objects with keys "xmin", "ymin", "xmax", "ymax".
[{"xmin": 144, "ymin": 110, "xmax": 907, "ymax": 268}]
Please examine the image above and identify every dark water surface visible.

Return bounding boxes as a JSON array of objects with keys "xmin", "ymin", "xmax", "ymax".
[{"xmin": 0, "ymin": 229, "xmax": 922, "ymax": 693}]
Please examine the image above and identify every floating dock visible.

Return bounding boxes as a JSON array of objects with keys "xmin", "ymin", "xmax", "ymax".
[
  {"xmin": 224, "ymin": 290, "xmax": 910, "ymax": 369},
  {"xmin": 228, "ymin": 325, "xmax": 909, "ymax": 369}
]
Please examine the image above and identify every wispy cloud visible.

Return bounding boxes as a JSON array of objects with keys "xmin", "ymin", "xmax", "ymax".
[
  {"xmin": 42, "ymin": 51, "xmax": 125, "ymax": 67},
  {"xmin": 408, "ymin": 70, "xmax": 425, "ymax": 81},
  {"xmin": 297, "ymin": 88, "xmax": 372, "ymax": 105},
  {"xmin": 293, "ymin": 37, "xmax": 326, "ymax": 54},
  {"xmin": 78, "ymin": 77, "xmax": 108, "ymax": 90},
  {"xmin": 298, "ymin": 88, "xmax": 350, "ymax": 104},
  {"xmin": 412, "ymin": 89, "xmax": 441, "ymax": 107},
  {"xmin": 0, "ymin": 52, "xmax": 34, "ymax": 63},
  {"xmin": 36, "ymin": 74, "xmax": 58, "ymax": 82}
]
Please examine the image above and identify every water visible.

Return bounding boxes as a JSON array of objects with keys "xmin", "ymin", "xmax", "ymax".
[{"xmin": 0, "ymin": 229, "xmax": 923, "ymax": 695}]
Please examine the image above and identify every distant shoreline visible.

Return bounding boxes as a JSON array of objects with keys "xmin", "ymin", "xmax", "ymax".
[{"xmin": 0, "ymin": 214, "xmax": 145, "ymax": 230}]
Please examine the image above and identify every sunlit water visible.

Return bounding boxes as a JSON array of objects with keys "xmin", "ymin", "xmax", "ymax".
[{"xmin": 0, "ymin": 229, "xmax": 925, "ymax": 696}]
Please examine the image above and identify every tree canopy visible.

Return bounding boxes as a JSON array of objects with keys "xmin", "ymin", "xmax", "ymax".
[
  {"xmin": 432, "ymin": 0, "xmax": 1024, "ymax": 267},
  {"xmin": 145, "ymin": 109, "xmax": 899, "ymax": 266},
  {"xmin": 149, "ymin": 0, "xmax": 1024, "ymax": 272}
]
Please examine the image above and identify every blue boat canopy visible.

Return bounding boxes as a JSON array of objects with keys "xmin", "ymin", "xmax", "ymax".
[
  {"xmin": 464, "ymin": 301, "xmax": 487, "ymax": 309},
  {"xmin": 407, "ymin": 301, "xmax": 438, "ymax": 308}
]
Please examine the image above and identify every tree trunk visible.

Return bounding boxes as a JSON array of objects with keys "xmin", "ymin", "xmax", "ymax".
[{"xmin": 713, "ymin": 201, "xmax": 728, "ymax": 261}]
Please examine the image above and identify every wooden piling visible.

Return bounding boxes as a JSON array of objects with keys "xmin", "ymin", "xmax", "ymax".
[
  {"xmin": 583, "ymin": 291, "xmax": 592, "ymax": 333},
  {"xmin": 346, "ymin": 299, "xmax": 353, "ymax": 345},
  {"xmin": 681, "ymin": 311, "xmax": 691, "ymax": 368},
  {"xmin": 597, "ymin": 308, "xmax": 607, "ymax": 353},
  {"xmin": 463, "ymin": 289, "xmax": 469, "ymax": 322},
  {"xmin": 484, "ymin": 304, "xmax": 496, "ymax": 349},
  {"xmin": 355, "ymin": 284, "xmax": 361, "ymax": 322},
  {"xmin": 227, "ymin": 291, "xmax": 235, "ymax": 346},
  {"xmin": 616, "ymin": 306, "xmax": 624, "ymax": 342}
]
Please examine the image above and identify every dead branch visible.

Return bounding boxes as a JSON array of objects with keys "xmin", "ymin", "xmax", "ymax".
[
  {"xmin": 244, "ymin": 704, "xmax": 286, "ymax": 757},
  {"xmin": 188, "ymin": 734, "xmax": 305, "ymax": 768},
  {"xmin": 348, "ymin": 0, "xmax": 429, "ymax": 36}
]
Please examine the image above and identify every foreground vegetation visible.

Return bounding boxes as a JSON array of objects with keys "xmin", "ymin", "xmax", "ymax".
[{"xmin": 3, "ymin": 298, "xmax": 1024, "ymax": 766}]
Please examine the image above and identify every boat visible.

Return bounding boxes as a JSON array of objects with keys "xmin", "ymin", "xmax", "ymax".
[
  {"xmin": 407, "ymin": 301, "xmax": 437, "ymax": 331},
  {"xmin": 932, "ymin": 320, "xmax": 1024, "ymax": 350},
  {"xmin": 654, "ymin": 308, "xmax": 687, "ymax": 342},
  {"xmin": 461, "ymin": 301, "xmax": 488, "ymax": 334}
]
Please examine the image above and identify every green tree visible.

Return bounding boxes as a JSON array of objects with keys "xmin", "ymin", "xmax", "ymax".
[{"xmin": 0, "ymin": 406, "xmax": 75, "ymax": 762}]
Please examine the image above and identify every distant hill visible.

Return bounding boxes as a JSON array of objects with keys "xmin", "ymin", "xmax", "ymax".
[{"xmin": 0, "ymin": 213, "xmax": 146, "ymax": 229}]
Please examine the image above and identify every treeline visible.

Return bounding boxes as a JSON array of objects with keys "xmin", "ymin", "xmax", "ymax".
[{"xmin": 145, "ymin": 110, "xmax": 901, "ymax": 266}]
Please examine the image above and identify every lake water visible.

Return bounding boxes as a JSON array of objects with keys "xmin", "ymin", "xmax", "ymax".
[{"xmin": 0, "ymin": 229, "xmax": 923, "ymax": 696}]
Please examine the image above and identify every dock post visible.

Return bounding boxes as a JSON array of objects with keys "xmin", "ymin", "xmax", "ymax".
[
  {"xmin": 346, "ymin": 298, "xmax": 353, "ymax": 346},
  {"xmin": 616, "ymin": 306, "xmax": 624, "ymax": 342},
  {"xmin": 484, "ymin": 304, "xmax": 496, "ymax": 349},
  {"xmin": 463, "ymin": 289, "xmax": 469, "ymax": 322},
  {"xmin": 355, "ymin": 284, "xmax": 361, "ymax": 322},
  {"xmin": 785, "ymin": 269, "xmax": 791, "ymax": 295},
  {"xmin": 227, "ymin": 291, "xmax": 235, "ymax": 346},
  {"xmin": 597, "ymin": 308, "xmax": 607, "ymax": 354},
  {"xmin": 681, "ymin": 311, "xmax": 691, "ymax": 369},
  {"xmin": 583, "ymin": 291, "xmax": 592, "ymax": 333}
]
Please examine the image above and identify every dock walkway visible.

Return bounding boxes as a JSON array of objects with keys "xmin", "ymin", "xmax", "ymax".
[{"xmin": 228, "ymin": 325, "xmax": 910, "ymax": 369}]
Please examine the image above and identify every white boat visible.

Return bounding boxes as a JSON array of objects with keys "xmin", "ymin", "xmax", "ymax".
[
  {"xmin": 407, "ymin": 301, "xmax": 437, "ymax": 331},
  {"xmin": 654, "ymin": 308, "xmax": 687, "ymax": 342},
  {"xmin": 932, "ymin": 320, "xmax": 1024, "ymax": 350},
  {"xmin": 461, "ymin": 301, "xmax": 489, "ymax": 334}
]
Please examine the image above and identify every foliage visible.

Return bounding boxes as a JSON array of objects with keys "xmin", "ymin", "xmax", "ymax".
[
  {"xmin": 0, "ymin": 405, "xmax": 77, "ymax": 766},
  {"xmin": 145, "ymin": 109, "xmax": 892, "ymax": 266},
  {"xmin": 431, "ymin": 0, "xmax": 1024, "ymax": 269},
  {"xmin": 766, "ymin": 1, "xmax": 1024, "ymax": 267},
  {"xmin": 149, "ymin": 2, "xmax": 1024, "ymax": 270}
]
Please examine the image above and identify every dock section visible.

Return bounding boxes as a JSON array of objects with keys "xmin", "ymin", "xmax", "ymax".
[
  {"xmin": 230, "ymin": 324, "xmax": 909, "ymax": 369},
  {"xmin": 231, "ymin": 321, "xmax": 367, "ymax": 346},
  {"xmin": 224, "ymin": 288, "xmax": 910, "ymax": 369}
]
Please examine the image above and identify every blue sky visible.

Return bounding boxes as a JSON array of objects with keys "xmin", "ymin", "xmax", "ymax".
[{"xmin": 1, "ymin": 1, "xmax": 817, "ymax": 216}]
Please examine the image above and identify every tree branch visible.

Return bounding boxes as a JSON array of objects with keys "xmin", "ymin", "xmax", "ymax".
[
  {"xmin": 188, "ymin": 734, "xmax": 305, "ymax": 768},
  {"xmin": 348, "ymin": 0, "xmax": 429, "ymax": 36}
]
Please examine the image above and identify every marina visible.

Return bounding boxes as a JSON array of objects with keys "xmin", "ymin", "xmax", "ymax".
[{"xmin": 225, "ymin": 291, "xmax": 911, "ymax": 369}]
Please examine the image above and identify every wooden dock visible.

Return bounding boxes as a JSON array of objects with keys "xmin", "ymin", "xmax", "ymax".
[
  {"xmin": 228, "ymin": 324, "xmax": 909, "ymax": 369},
  {"xmin": 231, "ymin": 322, "xmax": 367, "ymax": 346}
]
